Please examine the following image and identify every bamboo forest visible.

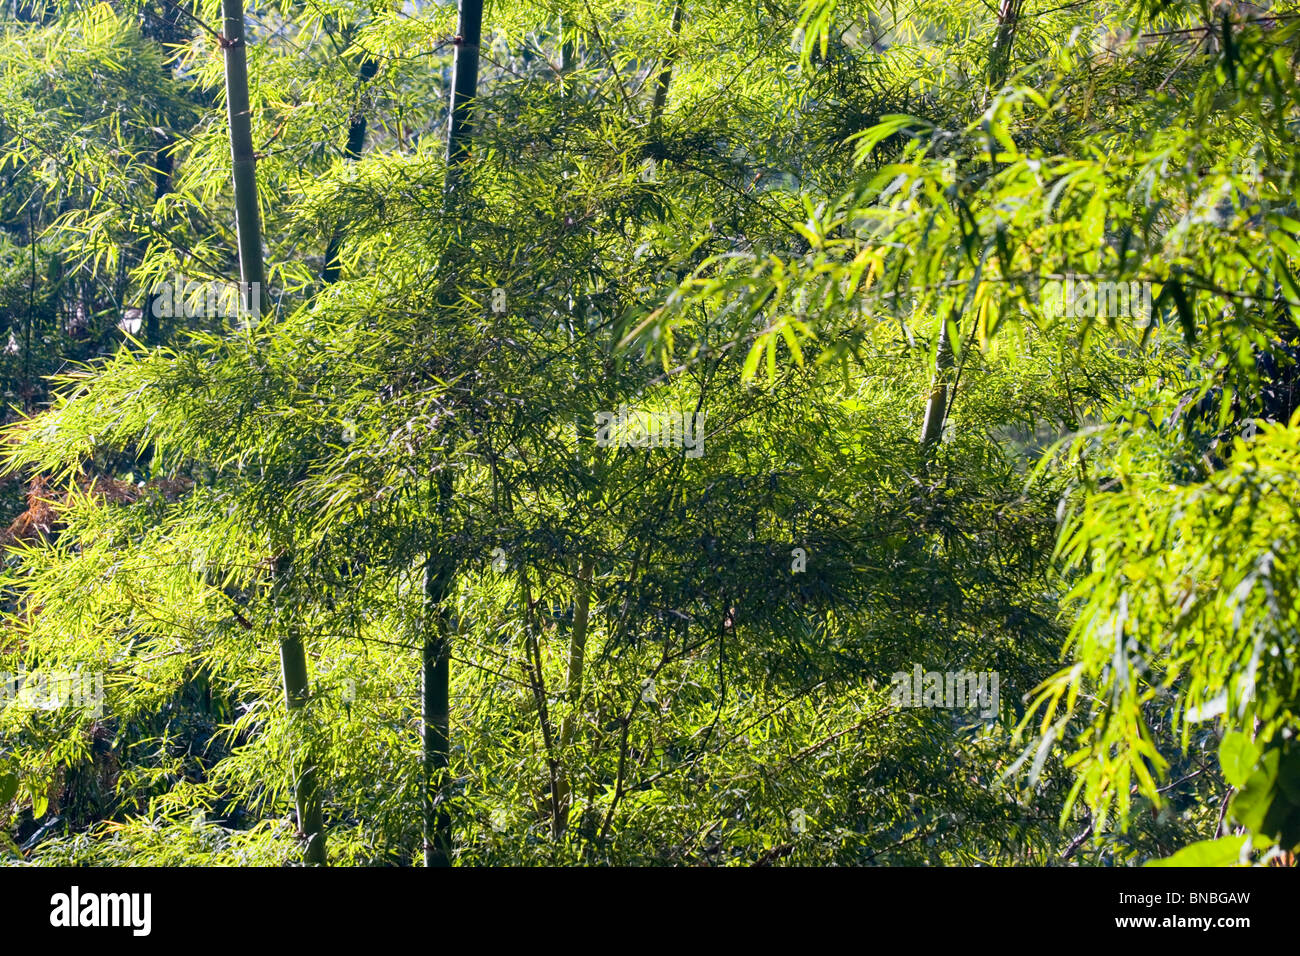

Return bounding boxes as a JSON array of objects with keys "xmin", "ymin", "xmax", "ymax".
[{"xmin": 0, "ymin": 0, "xmax": 1298, "ymax": 876}]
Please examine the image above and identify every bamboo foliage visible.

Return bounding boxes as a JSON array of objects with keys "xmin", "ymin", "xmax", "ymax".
[{"xmin": 0, "ymin": 0, "xmax": 1296, "ymax": 869}]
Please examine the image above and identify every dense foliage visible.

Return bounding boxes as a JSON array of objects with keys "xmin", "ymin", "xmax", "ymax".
[{"xmin": 0, "ymin": 0, "xmax": 1296, "ymax": 866}]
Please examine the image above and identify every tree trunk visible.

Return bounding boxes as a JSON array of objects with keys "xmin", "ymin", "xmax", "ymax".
[
  {"xmin": 220, "ymin": 0, "xmax": 268, "ymax": 320},
  {"xmin": 649, "ymin": 3, "xmax": 683, "ymax": 134},
  {"xmin": 422, "ymin": 537, "xmax": 454, "ymax": 867},
  {"xmin": 553, "ymin": 555, "xmax": 596, "ymax": 837},
  {"xmin": 142, "ymin": 138, "xmax": 174, "ymax": 345},
  {"xmin": 986, "ymin": 0, "xmax": 1024, "ymax": 101},
  {"xmin": 445, "ymin": 0, "xmax": 483, "ymax": 200},
  {"xmin": 321, "ymin": 57, "xmax": 379, "ymax": 285},
  {"xmin": 277, "ymin": 580, "xmax": 326, "ymax": 865},
  {"xmin": 918, "ymin": 0, "xmax": 1023, "ymax": 451},
  {"xmin": 418, "ymin": 0, "xmax": 483, "ymax": 871},
  {"xmin": 140, "ymin": 1, "xmax": 184, "ymax": 344},
  {"xmin": 222, "ymin": 0, "xmax": 324, "ymax": 864},
  {"xmin": 917, "ymin": 319, "xmax": 954, "ymax": 449}
]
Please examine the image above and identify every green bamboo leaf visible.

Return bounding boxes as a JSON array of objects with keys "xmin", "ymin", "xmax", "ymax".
[
  {"xmin": 741, "ymin": 336, "xmax": 765, "ymax": 382},
  {"xmin": 0, "ymin": 772, "xmax": 17, "ymax": 806},
  {"xmin": 1146, "ymin": 835, "xmax": 1246, "ymax": 867},
  {"xmin": 1219, "ymin": 731, "xmax": 1259, "ymax": 789}
]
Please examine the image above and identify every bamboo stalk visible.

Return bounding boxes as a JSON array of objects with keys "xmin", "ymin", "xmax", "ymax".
[
  {"xmin": 221, "ymin": 0, "xmax": 323, "ymax": 864},
  {"xmin": 220, "ymin": 0, "xmax": 267, "ymax": 319},
  {"xmin": 422, "ymin": 549, "xmax": 453, "ymax": 867},
  {"xmin": 553, "ymin": 555, "xmax": 596, "ymax": 837},
  {"xmin": 417, "ymin": 0, "xmax": 484, "ymax": 871},
  {"xmin": 918, "ymin": 0, "xmax": 1023, "ymax": 452},
  {"xmin": 321, "ymin": 57, "xmax": 378, "ymax": 285},
  {"xmin": 649, "ymin": 3, "xmax": 683, "ymax": 133}
]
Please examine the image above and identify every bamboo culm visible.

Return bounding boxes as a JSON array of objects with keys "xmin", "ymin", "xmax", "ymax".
[{"xmin": 221, "ymin": 0, "xmax": 324, "ymax": 864}]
